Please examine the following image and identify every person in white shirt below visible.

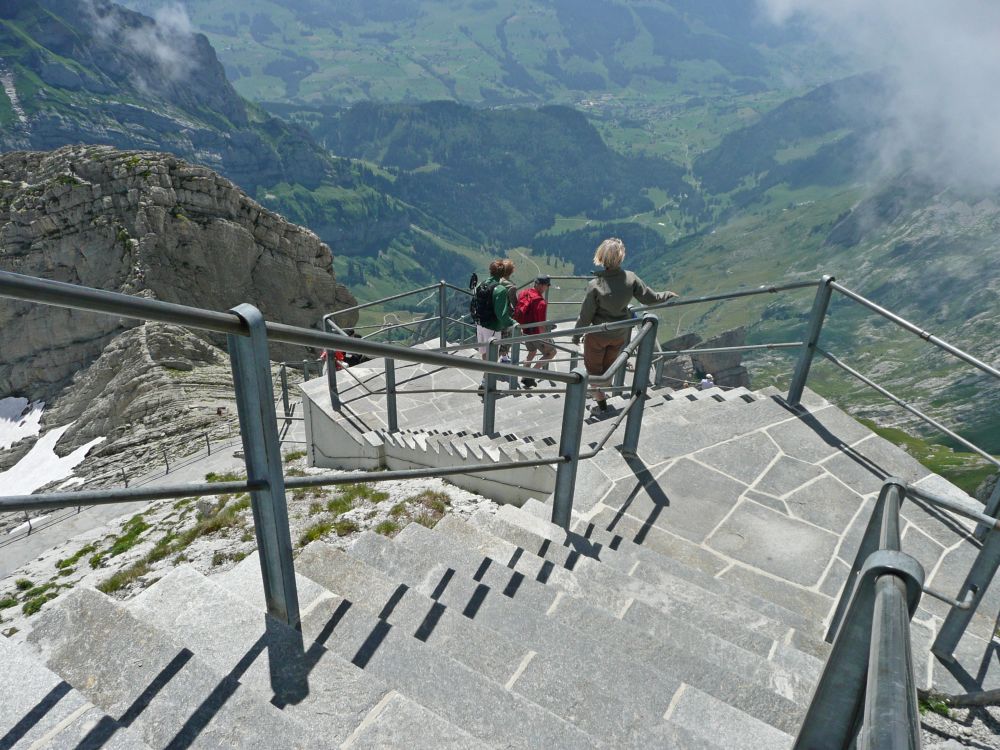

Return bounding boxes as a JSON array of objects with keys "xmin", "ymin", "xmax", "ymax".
[{"xmin": 699, "ymin": 373, "xmax": 715, "ymax": 390}]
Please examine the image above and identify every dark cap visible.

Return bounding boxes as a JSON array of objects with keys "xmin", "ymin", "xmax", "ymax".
[{"xmin": 535, "ymin": 275, "xmax": 551, "ymax": 285}]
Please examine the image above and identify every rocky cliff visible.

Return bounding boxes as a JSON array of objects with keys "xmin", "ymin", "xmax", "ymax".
[{"xmin": 0, "ymin": 145, "xmax": 357, "ymax": 407}]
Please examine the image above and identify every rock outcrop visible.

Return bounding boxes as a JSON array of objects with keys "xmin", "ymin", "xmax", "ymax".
[
  {"xmin": 0, "ymin": 145, "xmax": 357, "ymax": 404},
  {"xmin": 657, "ymin": 327, "xmax": 751, "ymax": 389}
]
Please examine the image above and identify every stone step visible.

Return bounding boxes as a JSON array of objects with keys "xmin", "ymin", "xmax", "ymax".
[
  {"xmin": 24, "ymin": 588, "xmax": 317, "ymax": 749},
  {"xmin": 390, "ymin": 522, "xmax": 808, "ymax": 734},
  {"xmin": 0, "ymin": 635, "xmax": 150, "ymax": 750},
  {"xmin": 518, "ymin": 499, "xmax": 831, "ymax": 663},
  {"xmin": 215, "ymin": 553, "xmax": 601, "ymax": 750},
  {"xmin": 661, "ymin": 684, "xmax": 793, "ymax": 750},
  {"xmin": 465, "ymin": 509, "xmax": 824, "ymax": 695},
  {"xmin": 127, "ymin": 565, "xmax": 480, "ymax": 749},
  {"xmin": 294, "ymin": 542, "xmax": 676, "ymax": 745},
  {"xmin": 579, "ymin": 502, "xmax": 835, "ymax": 639},
  {"xmin": 348, "ymin": 529, "xmax": 685, "ymax": 711}
]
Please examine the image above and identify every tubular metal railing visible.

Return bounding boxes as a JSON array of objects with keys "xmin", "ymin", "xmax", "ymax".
[
  {"xmin": 0, "ymin": 268, "xmax": 652, "ymax": 629},
  {"xmin": 797, "ymin": 478, "xmax": 1000, "ymax": 748},
  {"xmin": 3, "ymin": 265, "xmax": 998, "ymax": 750}
]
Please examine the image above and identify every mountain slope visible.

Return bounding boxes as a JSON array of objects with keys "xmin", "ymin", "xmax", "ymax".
[{"xmin": 120, "ymin": 0, "xmax": 835, "ymax": 107}]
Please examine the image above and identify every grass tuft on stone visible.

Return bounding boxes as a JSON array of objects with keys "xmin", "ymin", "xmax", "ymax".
[
  {"xmin": 333, "ymin": 519, "xmax": 359, "ymax": 537},
  {"xmin": 14, "ymin": 578, "xmax": 33, "ymax": 591},
  {"xmin": 374, "ymin": 520, "xmax": 400, "ymax": 537},
  {"xmin": 327, "ymin": 497, "xmax": 353, "ymax": 516},
  {"xmin": 299, "ymin": 520, "xmax": 333, "ymax": 546},
  {"xmin": 97, "ymin": 561, "xmax": 151, "ymax": 594}
]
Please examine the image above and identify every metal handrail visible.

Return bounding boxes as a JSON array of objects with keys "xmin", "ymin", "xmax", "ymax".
[
  {"xmin": 322, "ymin": 283, "xmax": 441, "ymax": 320},
  {"xmin": 651, "ymin": 341, "xmax": 801, "ymax": 361},
  {"xmin": 0, "ymin": 270, "xmax": 582, "ymax": 385},
  {"xmin": 797, "ymin": 480, "xmax": 924, "ymax": 749},
  {"xmin": 830, "ymin": 281, "xmax": 1000, "ymax": 381},
  {"xmin": 816, "ymin": 347, "xmax": 1000, "ymax": 469}
]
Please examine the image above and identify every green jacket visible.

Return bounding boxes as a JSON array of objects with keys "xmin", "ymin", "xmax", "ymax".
[{"xmin": 486, "ymin": 275, "xmax": 516, "ymax": 331}]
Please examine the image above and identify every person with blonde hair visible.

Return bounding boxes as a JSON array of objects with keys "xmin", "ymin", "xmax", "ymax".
[{"xmin": 574, "ymin": 237, "xmax": 677, "ymax": 415}]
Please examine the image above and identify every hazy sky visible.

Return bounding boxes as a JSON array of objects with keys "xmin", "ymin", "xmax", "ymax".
[{"xmin": 758, "ymin": 0, "xmax": 1000, "ymax": 190}]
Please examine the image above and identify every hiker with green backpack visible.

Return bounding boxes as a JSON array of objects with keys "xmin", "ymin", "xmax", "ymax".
[{"xmin": 471, "ymin": 258, "xmax": 517, "ymax": 362}]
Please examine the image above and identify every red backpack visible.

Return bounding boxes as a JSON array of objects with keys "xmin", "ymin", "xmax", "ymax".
[{"xmin": 514, "ymin": 289, "xmax": 538, "ymax": 324}]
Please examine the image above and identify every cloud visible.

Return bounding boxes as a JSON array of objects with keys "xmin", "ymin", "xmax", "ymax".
[
  {"xmin": 83, "ymin": 0, "xmax": 198, "ymax": 84},
  {"xmin": 757, "ymin": 0, "xmax": 1000, "ymax": 190}
]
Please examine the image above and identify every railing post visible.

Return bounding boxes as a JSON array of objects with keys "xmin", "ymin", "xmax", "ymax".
[
  {"xmin": 653, "ymin": 337, "xmax": 665, "ymax": 386},
  {"xmin": 205, "ymin": 433, "xmax": 211, "ymax": 456},
  {"xmin": 931, "ymin": 525, "xmax": 1000, "ymax": 661},
  {"xmin": 228, "ymin": 303, "xmax": 300, "ymax": 629},
  {"xmin": 325, "ymin": 351, "xmax": 340, "ymax": 409},
  {"xmin": 384, "ymin": 357, "xmax": 398, "ymax": 433},
  {"xmin": 787, "ymin": 274, "xmax": 834, "ymax": 407},
  {"xmin": 279, "ymin": 363, "xmax": 290, "ymax": 417},
  {"xmin": 552, "ymin": 367, "xmax": 589, "ymax": 529},
  {"xmin": 613, "ymin": 320, "xmax": 632, "ymax": 390},
  {"xmin": 975, "ymin": 479, "xmax": 1000, "ymax": 540},
  {"xmin": 622, "ymin": 316, "xmax": 658, "ymax": 457},
  {"xmin": 303, "ymin": 359, "xmax": 310, "ymax": 381},
  {"xmin": 483, "ymin": 340, "xmax": 499, "ymax": 435},
  {"xmin": 508, "ymin": 339, "xmax": 520, "ymax": 390},
  {"xmin": 438, "ymin": 280, "xmax": 447, "ymax": 349}
]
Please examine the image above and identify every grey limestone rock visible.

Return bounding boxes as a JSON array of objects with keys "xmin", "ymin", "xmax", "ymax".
[{"xmin": 0, "ymin": 145, "xmax": 357, "ymax": 407}]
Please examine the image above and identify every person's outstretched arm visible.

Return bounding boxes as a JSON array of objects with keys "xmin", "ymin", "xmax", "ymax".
[{"xmin": 631, "ymin": 273, "xmax": 678, "ymax": 306}]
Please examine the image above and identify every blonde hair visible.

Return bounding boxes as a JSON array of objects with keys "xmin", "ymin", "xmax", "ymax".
[{"xmin": 594, "ymin": 238, "xmax": 625, "ymax": 269}]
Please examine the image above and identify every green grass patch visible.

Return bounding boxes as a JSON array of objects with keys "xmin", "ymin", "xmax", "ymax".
[
  {"xmin": 22, "ymin": 582, "xmax": 56, "ymax": 598},
  {"xmin": 412, "ymin": 489, "xmax": 450, "ymax": 514},
  {"xmin": 284, "ymin": 450, "xmax": 307, "ymax": 462},
  {"xmin": 56, "ymin": 543, "xmax": 97, "ymax": 569},
  {"xmin": 206, "ymin": 471, "xmax": 242, "ymax": 483},
  {"xmin": 14, "ymin": 578, "xmax": 33, "ymax": 591},
  {"xmin": 89, "ymin": 553, "xmax": 106, "ymax": 569},
  {"xmin": 107, "ymin": 515, "xmax": 151, "ymax": 557},
  {"xmin": 22, "ymin": 593, "xmax": 58, "ymax": 616},
  {"xmin": 918, "ymin": 696, "xmax": 950, "ymax": 718},
  {"xmin": 333, "ymin": 519, "xmax": 360, "ymax": 536},
  {"xmin": 374, "ymin": 520, "xmax": 400, "ymax": 537},
  {"xmin": 299, "ymin": 520, "xmax": 333, "ymax": 546},
  {"xmin": 339, "ymin": 483, "xmax": 390, "ymax": 504},
  {"xmin": 57, "ymin": 568, "xmax": 75, "ymax": 577},
  {"xmin": 97, "ymin": 561, "xmax": 151, "ymax": 594},
  {"xmin": 0, "ymin": 596, "xmax": 17, "ymax": 609},
  {"xmin": 327, "ymin": 497, "xmax": 353, "ymax": 516},
  {"xmin": 308, "ymin": 501, "xmax": 324, "ymax": 516},
  {"xmin": 415, "ymin": 514, "xmax": 440, "ymax": 529},
  {"xmin": 858, "ymin": 419, "xmax": 997, "ymax": 496},
  {"xmin": 388, "ymin": 502, "xmax": 408, "ymax": 518},
  {"xmin": 292, "ymin": 486, "xmax": 326, "ymax": 501}
]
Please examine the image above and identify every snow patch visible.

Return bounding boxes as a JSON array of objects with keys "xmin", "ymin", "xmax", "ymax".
[
  {"xmin": 0, "ymin": 423, "xmax": 104, "ymax": 495},
  {"xmin": 0, "ymin": 397, "xmax": 44, "ymax": 451}
]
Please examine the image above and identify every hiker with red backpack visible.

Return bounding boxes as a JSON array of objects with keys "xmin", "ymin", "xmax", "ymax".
[{"xmin": 514, "ymin": 275, "xmax": 556, "ymax": 389}]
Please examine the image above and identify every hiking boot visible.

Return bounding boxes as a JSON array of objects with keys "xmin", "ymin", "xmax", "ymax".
[
  {"xmin": 521, "ymin": 377, "xmax": 537, "ymax": 389},
  {"xmin": 589, "ymin": 399, "xmax": 610, "ymax": 416}
]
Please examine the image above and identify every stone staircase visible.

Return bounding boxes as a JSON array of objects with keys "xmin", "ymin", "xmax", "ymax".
[{"xmin": 5, "ymin": 349, "xmax": 1000, "ymax": 748}]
